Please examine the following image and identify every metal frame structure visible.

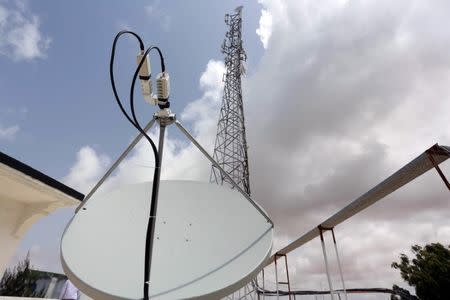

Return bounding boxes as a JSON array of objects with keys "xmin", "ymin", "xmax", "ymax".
[
  {"xmin": 265, "ymin": 144, "xmax": 450, "ymax": 264},
  {"xmin": 76, "ymin": 109, "xmax": 273, "ymax": 226},
  {"xmin": 210, "ymin": 6, "xmax": 251, "ymax": 195},
  {"xmin": 318, "ymin": 226, "xmax": 348, "ymax": 300},
  {"xmin": 273, "ymin": 253, "xmax": 293, "ymax": 300},
  {"xmin": 318, "ymin": 227, "xmax": 335, "ymax": 300},
  {"xmin": 74, "ymin": 107, "xmax": 273, "ymax": 299},
  {"xmin": 211, "ymin": 7, "xmax": 263, "ymax": 300},
  {"xmin": 255, "ymin": 143, "xmax": 449, "ymax": 298},
  {"xmin": 330, "ymin": 229, "xmax": 348, "ymax": 300},
  {"xmin": 254, "ymin": 287, "xmax": 417, "ymax": 298}
]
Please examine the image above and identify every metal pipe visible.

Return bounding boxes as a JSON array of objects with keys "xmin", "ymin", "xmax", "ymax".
[
  {"xmin": 262, "ymin": 268, "xmax": 265, "ymax": 300},
  {"xmin": 274, "ymin": 256, "xmax": 280, "ymax": 300},
  {"xmin": 283, "ymin": 255, "xmax": 292, "ymax": 300},
  {"xmin": 76, "ymin": 118, "xmax": 156, "ymax": 212},
  {"xmin": 319, "ymin": 229, "xmax": 335, "ymax": 300},
  {"xmin": 256, "ymin": 278, "xmax": 260, "ymax": 300},
  {"xmin": 266, "ymin": 144, "xmax": 450, "ymax": 261},
  {"xmin": 332, "ymin": 229, "xmax": 348, "ymax": 300},
  {"xmin": 239, "ymin": 283, "xmax": 255, "ymax": 300},
  {"xmin": 174, "ymin": 120, "xmax": 273, "ymax": 226}
]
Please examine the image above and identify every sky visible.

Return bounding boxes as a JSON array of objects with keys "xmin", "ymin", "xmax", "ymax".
[{"xmin": 2, "ymin": 0, "xmax": 450, "ymax": 299}]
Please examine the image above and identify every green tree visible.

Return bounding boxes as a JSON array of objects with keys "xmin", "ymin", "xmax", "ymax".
[
  {"xmin": 391, "ymin": 243, "xmax": 450, "ymax": 300},
  {"xmin": 0, "ymin": 254, "xmax": 45, "ymax": 297},
  {"xmin": 391, "ymin": 284, "xmax": 418, "ymax": 300}
]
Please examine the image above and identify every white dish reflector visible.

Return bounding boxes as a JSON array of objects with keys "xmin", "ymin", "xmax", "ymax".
[{"xmin": 61, "ymin": 180, "xmax": 272, "ymax": 299}]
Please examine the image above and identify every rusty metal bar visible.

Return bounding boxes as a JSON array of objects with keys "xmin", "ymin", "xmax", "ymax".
[{"xmin": 426, "ymin": 150, "xmax": 450, "ymax": 190}]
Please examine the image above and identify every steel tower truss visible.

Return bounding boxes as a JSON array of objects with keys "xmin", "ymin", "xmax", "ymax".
[{"xmin": 211, "ymin": 6, "xmax": 251, "ymax": 195}]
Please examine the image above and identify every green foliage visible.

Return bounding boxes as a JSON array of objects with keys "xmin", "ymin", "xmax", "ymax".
[
  {"xmin": 391, "ymin": 284, "xmax": 418, "ymax": 300},
  {"xmin": 0, "ymin": 254, "xmax": 45, "ymax": 297},
  {"xmin": 392, "ymin": 243, "xmax": 450, "ymax": 300}
]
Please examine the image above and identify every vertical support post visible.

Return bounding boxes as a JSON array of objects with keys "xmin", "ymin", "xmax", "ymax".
[
  {"xmin": 262, "ymin": 268, "xmax": 265, "ymax": 300},
  {"xmin": 331, "ymin": 229, "xmax": 348, "ymax": 300},
  {"xmin": 274, "ymin": 255, "xmax": 280, "ymax": 300},
  {"xmin": 256, "ymin": 276, "xmax": 260, "ymax": 300},
  {"xmin": 319, "ymin": 227, "xmax": 335, "ymax": 300},
  {"xmin": 283, "ymin": 254, "xmax": 292, "ymax": 300},
  {"xmin": 44, "ymin": 277, "xmax": 58, "ymax": 298}
]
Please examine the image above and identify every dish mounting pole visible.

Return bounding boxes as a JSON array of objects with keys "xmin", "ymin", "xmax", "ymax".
[{"xmin": 74, "ymin": 106, "xmax": 274, "ymax": 296}]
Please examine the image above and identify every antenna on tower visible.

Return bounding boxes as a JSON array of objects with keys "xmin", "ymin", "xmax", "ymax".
[{"xmin": 211, "ymin": 6, "xmax": 251, "ymax": 195}]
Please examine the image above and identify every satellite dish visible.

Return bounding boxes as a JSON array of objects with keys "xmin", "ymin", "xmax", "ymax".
[{"xmin": 61, "ymin": 180, "xmax": 273, "ymax": 299}]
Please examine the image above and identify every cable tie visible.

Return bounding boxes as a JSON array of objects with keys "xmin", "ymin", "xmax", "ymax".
[{"xmin": 139, "ymin": 75, "xmax": 151, "ymax": 80}]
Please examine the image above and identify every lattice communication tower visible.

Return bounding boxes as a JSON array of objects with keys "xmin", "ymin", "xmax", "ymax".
[{"xmin": 210, "ymin": 6, "xmax": 251, "ymax": 195}]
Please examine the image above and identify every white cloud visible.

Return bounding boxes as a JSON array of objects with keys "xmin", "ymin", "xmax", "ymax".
[
  {"xmin": 0, "ymin": 1, "xmax": 51, "ymax": 61},
  {"xmin": 64, "ymin": 59, "xmax": 225, "ymax": 194},
  {"xmin": 145, "ymin": 0, "xmax": 159, "ymax": 16},
  {"xmin": 256, "ymin": 5, "xmax": 273, "ymax": 49},
  {"xmin": 62, "ymin": 146, "xmax": 110, "ymax": 193},
  {"xmin": 145, "ymin": 0, "xmax": 171, "ymax": 32},
  {"xmin": 0, "ymin": 105, "xmax": 27, "ymax": 141},
  {"xmin": 0, "ymin": 124, "xmax": 19, "ymax": 140}
]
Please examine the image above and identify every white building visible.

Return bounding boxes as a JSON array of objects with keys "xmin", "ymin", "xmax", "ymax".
[{"xmin": 0, "ymin": 151, "xmax": 84, "ymax": 276}]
